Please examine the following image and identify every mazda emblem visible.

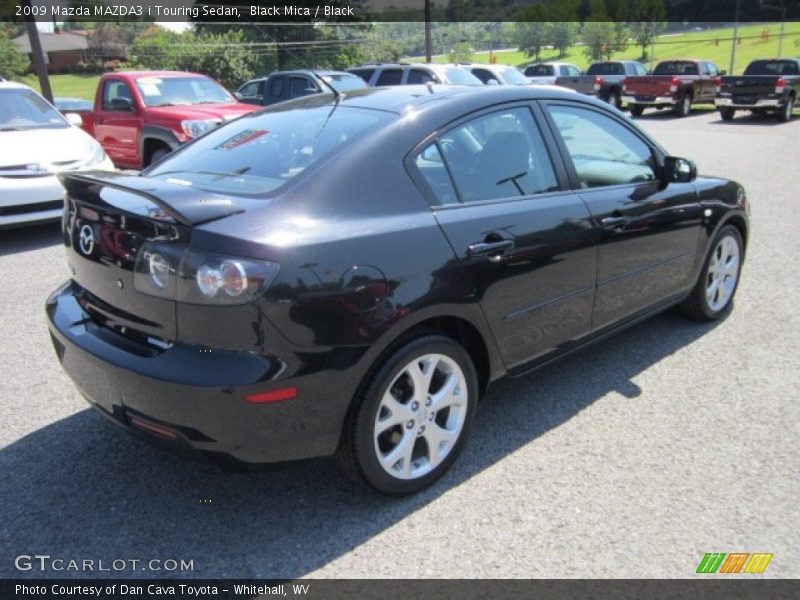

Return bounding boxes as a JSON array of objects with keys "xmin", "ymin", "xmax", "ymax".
[{"xmin": 78, "ymin": 224, "xmax": 95, "ymax": 255}]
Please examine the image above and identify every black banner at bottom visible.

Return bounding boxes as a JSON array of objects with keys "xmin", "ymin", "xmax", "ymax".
[{"xmin": 2, "ymin": 579, "xmax": 798, "ymax": 600}]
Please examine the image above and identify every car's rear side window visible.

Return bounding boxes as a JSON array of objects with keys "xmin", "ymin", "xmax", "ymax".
[
  {"xmin": 407, "ymin": 69, "xmax": 435, "ymax": 84},
  {"xmin": 525, "ymin": 65, "xmax": 554, "ymax": 77},
  {"xmin": 376, "ymin": 69, "xmax": 404, "ymax": 86},
  {"xmin": 416, "ymin": 107, "xmax": 559, "ymax": 205},
  {"xmin": 349, "ymin": 68, "xmax": 375, "ymax": 83},
  {"xmin": 588, "ymin": 63, "xmax": 624, "ymax": 76}
]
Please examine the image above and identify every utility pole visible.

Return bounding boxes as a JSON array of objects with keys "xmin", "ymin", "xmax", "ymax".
[
  {"xmin": 728, "ymin": 0, "xmax": 741, "ymax": 75},
  {"xmin": 23, "ymin": 0, "xmax": 53, "ymax": 103},
  {"xmin": 424, "ymin": 0, "xmax": 432, "ymax": 63}
]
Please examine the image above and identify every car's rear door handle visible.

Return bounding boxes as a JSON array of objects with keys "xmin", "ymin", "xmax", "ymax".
[
  {"xmin": 467, "ymin": 240, "xmax": 515, "ymax": 263},
  {"xmin": 600, "ymin": 216, "xmax": 631, "ymax": 230}
]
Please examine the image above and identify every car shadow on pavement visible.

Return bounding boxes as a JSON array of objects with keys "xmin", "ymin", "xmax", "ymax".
[
  {"xmin": 0, "ymin": 222, "xmax": 62, "ymax": 256},
  {"xmin": 708, "ymin": 113, "xmax": 796, "ymax": 126},
  {"xmin": 0, "ymin": 311, "xmax": 722, "ymax": 579}
]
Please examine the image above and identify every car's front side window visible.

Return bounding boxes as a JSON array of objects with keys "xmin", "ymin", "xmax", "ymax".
[
  {"xmin": 427, "ymin": 107, "xmax": 559, "ymax": 204},
  {"xmin": 547, "ymin": 104, "xmax": 657, "ymax": 189}
]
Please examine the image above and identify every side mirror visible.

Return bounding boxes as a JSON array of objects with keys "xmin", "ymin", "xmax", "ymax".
[
  {"xmin": 719, "ymin": 69, "xmax": 727, "ymax": 76},
  {"xmin": 663, "ymin": 156, "xmax": 697, "ymax": 184},
  {"xmin": 64, "ymin": 112, "xmax": 83, "ymax": 127},
  {"xmin": 109, "ymin": 97, "xmax": 133, "ymax": 112},
  {"xmin": 233, "ymin": 92, "xmax": 243, "ymax": 100}
]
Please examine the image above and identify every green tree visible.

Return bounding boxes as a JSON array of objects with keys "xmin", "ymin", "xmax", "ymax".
[
  {"xmin": 582, "ymin": 0, "xmax": 616, "ymax": 61},
  {"xmin": 548, "ymin": 0, "xmax": 580, "ymax": 57},
  {"xmin": 0, "ymin": 28, "xmax": 28, "ymax": 79},
  {"xmin": 628, "ymin": 0, "xmax": 667, "ymax": 60},
  {"xmin": 515, "ymin": 4, "xmax": 551, "ymax": 62},
  {"xmin": 448, "ymin": 42, "xmax": 474, "ymax": 63}
]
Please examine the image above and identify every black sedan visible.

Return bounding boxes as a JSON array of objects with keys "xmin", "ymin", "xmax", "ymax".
[{"xmin": 47, "ymin": 85, "xmax": 749, "ymax": 495}]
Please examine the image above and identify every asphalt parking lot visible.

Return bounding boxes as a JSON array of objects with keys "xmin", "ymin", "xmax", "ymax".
[{"xmin": 1, "ymin": 108, "xmax": 798, "ymax": 580}]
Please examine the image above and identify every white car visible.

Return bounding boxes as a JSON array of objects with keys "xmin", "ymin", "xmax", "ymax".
[
  {"xmin": 0, "ymin": 81, "xmax": 113, "ymax": 228},
  {"xmin": 523, "ymin": 62, "xmax": 582, "ymax": 85},
  {"xmin": 464, "ymin": 64, "xmax": 533, "ymax": 86}
]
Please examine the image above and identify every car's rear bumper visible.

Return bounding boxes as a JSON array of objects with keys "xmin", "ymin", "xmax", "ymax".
[
  {"xmin": 622, "ymin": 95, "xmax": 677, "ymax": 106},
  {"xmin": 715, "ymin": 98, "xmax": 782, "ymax": 109},
  {"xmin": 0, "ymin": 174, "xmax": 65, "ymax": 228},
  {"xmin": 46, "ymin": 280, "xmax": 348, "ymax": 465}
]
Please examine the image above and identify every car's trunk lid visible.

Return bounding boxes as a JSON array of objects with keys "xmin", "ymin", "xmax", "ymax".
[
  {"xmin": 59, "ymin": 171, "xmax": 264, "ymax": 342},
  {"xmin": 624, "ymin": 76, "xmax": 672, "ymax": 96},
  {"xmin": 720, "ymin": 75, "xmax": 779, "ymax": 97}
]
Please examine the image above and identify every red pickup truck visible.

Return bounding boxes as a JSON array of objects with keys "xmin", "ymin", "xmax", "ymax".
[
  {"xmin": 77, "ymin": 71, "xmax": 258, "ymax": 169},
  {"xmin": 622, "ymin": 59, "xmax": 722, "ymax": 117}
]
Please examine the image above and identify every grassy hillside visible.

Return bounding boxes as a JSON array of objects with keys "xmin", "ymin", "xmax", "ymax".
[
  {"xmin": 20, "ymin": 74, "xmax": 100, "ymax": 101},
  {"xmin": 420, "ymin": 22, "xmax": 800, "ymax": 74}
]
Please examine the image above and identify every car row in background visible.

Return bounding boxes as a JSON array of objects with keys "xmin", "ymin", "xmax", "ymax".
[{"xmin": 0, "ymin": 80, "xmax": 113, "ymax": 229}]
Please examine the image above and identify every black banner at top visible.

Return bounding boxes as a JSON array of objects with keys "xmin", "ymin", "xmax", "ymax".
[{"xmin": 2, "ymin": 0, "xmax": 800, "ymax": 23}]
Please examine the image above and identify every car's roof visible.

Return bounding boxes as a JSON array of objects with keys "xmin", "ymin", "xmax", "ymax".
[
  {"xmin": 280, "ymin": 84, "xmax": 582, "ymax": 116},
  {"xmin": 0, "ymin": 81, "xmax": 29, "ymax": 90},
  {"xmin": 110, "ymin": 71, "xmax": 205, "ymax": 79}
]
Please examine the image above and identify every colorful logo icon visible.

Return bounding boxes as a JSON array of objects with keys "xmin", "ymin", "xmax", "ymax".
[{"xmin": 696, "ymin": 553, "xmax": 773, "ymax": 574}]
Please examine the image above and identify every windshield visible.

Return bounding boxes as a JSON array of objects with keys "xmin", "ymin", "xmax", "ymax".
[
  {"xmin": 444, "ymin": 68, "xmax": 483, "ymax": 86},
  {"xmin": 744, "ymin": 60, "xmax": 800, "ymax": 76},
  {"xmin": 502, "ymin": 68, "xmax": 530, "ymax": 85},
  {"xmin": 147, "ymin": 105, "xmax": 392, "ymax": 196},
  {"xmin": 0, "ymin": 89, "xmax": 68, "ymax": 131},
  {"xmin": 321, "ymin": 74, "xmax": 367, "ymax": 92},
  {"xmin": 588, "ymin": 63, "xmax": 624, "ymax": 76},
  {"xmin": 135, "ymin": 76, "xmax": 234, "ymax": 108},
  {"xmin": 653, "ymin": 61, "xmax": 699, "ymax": 75},
  {"xmin": 525, "ymin": 65, "xmax": 554, "ymax": 77}
]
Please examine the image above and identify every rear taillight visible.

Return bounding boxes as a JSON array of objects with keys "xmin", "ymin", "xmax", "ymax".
[
  {"xmin": 775, "ymin": 77, "xmax": 786, "ymax": 94},
  {"xmin": 594, "ymin": 76, "xmax": 603, "ymax": 92},
  {"xmin": 133, "ymin": 243, "xmax": 280, "ymax": 305},
  {"xmin": 670, "ymin": 77, "xmax": 680, "ymax": 93},
  {"xmin": 715, "ymin": 76, "xmax": 722, "ymax": 93}
]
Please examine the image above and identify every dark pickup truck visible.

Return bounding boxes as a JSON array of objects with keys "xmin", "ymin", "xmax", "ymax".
[
  {"xmin": 555, "ymin": 60, "xmax": 647, "ymax": 109},
  {"xmin": 715, "ymin": 58, "xmax": 799, "ymax": 122},
  {"xmin": 622, "ymin": 59, "xmax": 722, "ymax": 117}
]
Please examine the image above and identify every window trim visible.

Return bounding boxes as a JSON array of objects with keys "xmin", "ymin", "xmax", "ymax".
[
  {"xmin": 538, "ymin": 99, "xmax": 667, "ymax": 192},
  {"xmin": 404, "ymin": 101, "xmax": 573, "ymax": 209}
]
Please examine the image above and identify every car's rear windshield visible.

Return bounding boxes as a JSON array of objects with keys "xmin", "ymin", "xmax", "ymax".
[
  {"xmin": 525, "ymin": 65, "xmax": 554, "ymax": 77},
  {"xmin": 444, "ymin": 68, "xmax": 483, "ymax": 85},
  {"xmin": 587, "ymin": 63, "xmax": 624, "ymax": 76},
  {"xmin": 0, "ymin": 88, "xmax": 67, "ymax": 130},
  {"xmin": 320, "ymin": 74, "xmax": 367, "ymax": 92},
  {"xmin": 653, "ymin": 61, "xmax": 699, "ymax": 75},
  {"xmin": 147, "ymin": 105, "xmax": 392, "ymax": 196},
  {"xmin": 501, "ymin": 68, "xmax": 530, "ymax": 84},
  {"xmin": 135, "ymin": 76, "xmax": 234, "ymax": 107},
  {"xmin": 743, "ymin": 60, "xmax": 800, "ymax": 76}
]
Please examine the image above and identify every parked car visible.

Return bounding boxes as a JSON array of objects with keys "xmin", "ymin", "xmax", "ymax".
[
  {"xmin": 54, "ymin": 97, "xmax": 94, "ymax": 113},
  {"xmin": 557, "ymin": 60, "xmax": 648, "ymax": 108},
  {"xmin": 234, "ymin": 70, "xmax": 367, "ymax": 106},
  {"xmin": 623, "ymin": 60, "xmax": 722, "ymax": 117},
  {"xmin": 0, "ymin": 81, "xmax": 113, "ymax": 229},
  {"xmin": 48, "ymin": 85, "xmax": 748, "ymax": 495},
  {"xmin": 715, "ymin": 58, "xmax": 800, "ymax": 122},
  {"xmin": 78, "ymin": 71, "xmax": 259, "ymax": 170},
  {"xmin": 523, "ymin": 62, "xmax": 581, "ymax": 85},
  {"xmin": 348, "ymin": 63, "xmax": 482, "ymax": 86},
  {"xmin": 463, "ymin": 63, "xmax": 532, "ymax": 86}
]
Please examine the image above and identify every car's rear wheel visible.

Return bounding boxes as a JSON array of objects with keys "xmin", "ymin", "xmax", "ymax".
[
  {"xmin": 679, "ymin": 225, "xmax": 743, "ymax": 320},
  {"xmin": 719, "ymin": 107, "xmax": 736, "ymax": 121},
  {"xmin": 630, "ymin": 105, "xmax": 645, "ymax": 117},
  {"xmin": 336, "ymin": 334, "xmax": 478, "ymax": 495},
  {"xmin": 778, "ymin": 95, "xmax": 795, "ymax": 122},
  {"xmin": 608, "ymin": 91, "xmax": 621, "ymax": 109},
  {"xmin": 673, "ymin": 93, "xmax": 692, "ymax": 117}
]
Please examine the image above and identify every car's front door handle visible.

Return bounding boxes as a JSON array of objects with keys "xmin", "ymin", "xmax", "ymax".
[
  {"xmin": 467, "ymin": 240, "xmax": 515, "ymax": 263},
  {"xmin": 600, "ymin": 216, "xmax": 631, "ymax": 230}
]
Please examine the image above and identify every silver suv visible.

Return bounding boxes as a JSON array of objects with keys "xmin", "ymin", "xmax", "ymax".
[{"xmin": 348, "ymin": 63, "xmax": 482, "ymax": 87}]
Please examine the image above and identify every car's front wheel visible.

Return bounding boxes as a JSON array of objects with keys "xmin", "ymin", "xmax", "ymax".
[
  {"xmin": 337, "ymin": 334, "xmax": 478, "ymax": 495},
  {"xmin": 679, "ymin": 225, "xmax": 743, "ymax": 320},
  {"xmin": 719, "ymin": 107, "xmax": 736, "ymax": 121}
]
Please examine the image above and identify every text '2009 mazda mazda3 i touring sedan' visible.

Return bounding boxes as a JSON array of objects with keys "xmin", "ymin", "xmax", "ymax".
[{"xmin": 47, "ymin": 85, "xmax": 749, "ymax": 494}]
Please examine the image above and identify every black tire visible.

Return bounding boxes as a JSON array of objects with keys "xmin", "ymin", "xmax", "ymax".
[
  {"xmin": 335, "ymin": 334, "xmax": 479, "ymax": 495},
  {"xmin": 607, "ymin": 90, "xmax": 621, "ymax": 110},
  {"xmin": 673, "ymin": 93, "xmax": 692, "ymax": 117},
  {"xmin": 719, "ymin": 107, "xmax": 736, "ymax": 121},
  {"xmin": 148, "ymin": 147, "xmax": 171, "ymax": 166},
  {"xmin": 777, "ymin": 94, "xmax": 795, "ymax": 123},
  {"xmin": 630, "ymin": 105, "xmax": 645, "ymax": 117},
  {"xmin": 679, "ymin": 225, "xmax": 744, "ymax": 321}
]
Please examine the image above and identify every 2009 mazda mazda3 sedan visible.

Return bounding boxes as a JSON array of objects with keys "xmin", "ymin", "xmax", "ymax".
[{"xmin": 47, "ymin": 85, "xmax": 749, "ymax": 494}]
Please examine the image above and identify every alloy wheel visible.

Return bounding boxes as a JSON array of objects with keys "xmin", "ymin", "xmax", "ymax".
[
  {"xmin": 705, "ymin": 235, "xmax": 740, "ymax": 312},
  {"xmin": 373, "ymin": 353, "xmax": 468, "ymax": 480}
]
